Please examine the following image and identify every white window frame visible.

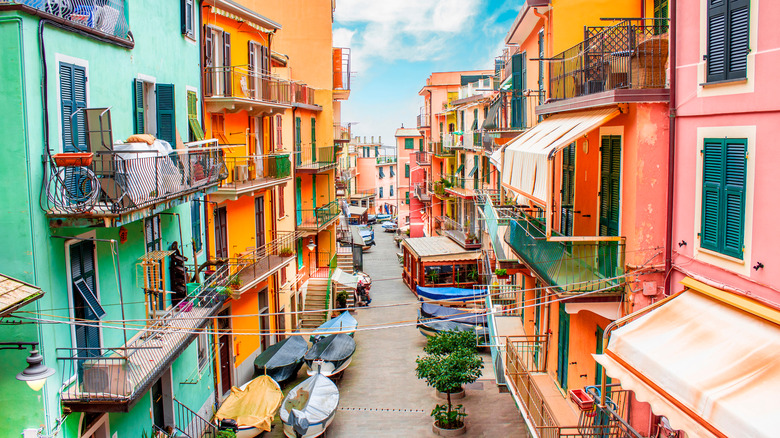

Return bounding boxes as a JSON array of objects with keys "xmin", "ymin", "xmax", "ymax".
[{"xmin": 55, "ymin": 54, "xmax": 90, "ymax": 154}]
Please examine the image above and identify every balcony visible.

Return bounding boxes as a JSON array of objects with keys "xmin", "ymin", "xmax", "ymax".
[
  {"xmin": 0, "ymin": 0, "xmax": 132, "ymax": 47},
  {"xmin": 505, "ymin": 336, "xmax": 643, "ymax": 438},
  {"xmin": 333, "ymin": 47, "xmax": 351, "ymax": 100},
  {"xmin": 232, "ymin": 231, "xmax": 298, "ymax": 293},
  {"xmin": 298, "ymin": 200, "xmax": 340, "ymax": 232},
  {"xmin": 58, "ymin": 265, "xmax": 231, "ymax": 412},
  {"xmin": 504, "ymin": 209, "xmax": 625, "ymax": 296},
  {"xmin": 213, "ymin": 154, "xmax": 291, "ymax": 201},
  {"xmin": 42, "ymin": 140, "xmax": 225, "ymax": 227},
  {"xmin": 204, "ymin": 66, "xmax": 300, "ymax": 115},
  {"xmin": 414, "ymin": 151, "xmax": 432, "ymax": 166},
  {"xmin": 440, "ymin": 215, "xmax": 481, "ymax": 250},
  {"xmin": 413, "ymin": 183, "xmax": 430, "ymax": 203},
  {"xmin": 296, "ymin": 145, "xmax": 337, "ymax": 173},
  {"xmin": 540, "ymin": 18, "xmax": 670, "ymax": 115},
  {"xmin": 432, "ymin": 141, "xmax": 456, "ymax": 158},
  {"xmin": 334, "ymin": 124, "xmax": 351, "ymax": 143}
]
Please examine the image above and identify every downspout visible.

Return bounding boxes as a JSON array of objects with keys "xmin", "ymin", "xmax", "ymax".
[{"xmin": 663, "ymin": 0, "xmax": 677, "ymax": 296}]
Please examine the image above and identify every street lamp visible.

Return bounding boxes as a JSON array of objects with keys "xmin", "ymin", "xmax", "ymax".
[{"xmin": 0, "ymin": 342, "xmax": 56, "ymax": 391}]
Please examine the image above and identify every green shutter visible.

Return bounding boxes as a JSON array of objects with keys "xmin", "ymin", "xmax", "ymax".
[
  {"xmin": 701, "ymin": 138, "xmax": 746, "ymax": 258},
  {"xmin": 156, "ymin": 83, "xmax": 176, "ymax": 145},
  {"xmin": 405, "ymin": 163, "xmax": 410, "ymax": 178},
  {"xmin": 60, "ymin": 63, "xmax": 87, "ymax": 152},
  {"xmin": 599, "ymin": 136, "xmax": 621, "ymax": 237},
  {"xmin": 405, "ymin": 138, "xmax": 414, "ymax": 149},
  {"xmin": 707, "ymin": 0, "xmax": 750, "ymax": 82},
  {"xmin": 133, "ymin": 79, "xmax": 145, "ymax": 135}
]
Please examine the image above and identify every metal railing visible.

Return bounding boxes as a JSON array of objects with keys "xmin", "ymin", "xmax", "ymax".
[
  {"xmin": 42, "ymin": 140, "xmax": 225, "ymax": 217},
  {"xmin": 174, "ymin": 398, "xmax": 217, "ymax": 438},
  {"xmin": 504, "ymin": 211, "xmax": 625, "ymax": 294},
  {"xmin": 219, "ymin": 153, "xmax": 291, "ymax": 190},
  {"xmin": 414, "ymin": 151, "xmax": 432, "ymax": 166},
  {"xmin": 232, "ymin": 231, "xmax": 297, "ymax": 288},
  {"xmin": 548, "ymin": 19, "xmax": 670, "ymax": 101},
  {"xmin": 58, "ymin": 264, "xmax": 231, "ymax": 407},
  {"xmin": 296, "ymin": 145, "xmax": 337, "ymax": 171},
  {"xmin": 298, "ymin": 200, "xmax": 340, "ymax": 230},
  {"xmin": 204, "ymin": 66, "xmax": 313, "ymax": 106},
  {"xmin": 1, "ymin": 0, "xmax": 131, "ymax": 41}
]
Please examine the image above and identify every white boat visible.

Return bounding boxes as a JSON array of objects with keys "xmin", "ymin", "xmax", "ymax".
[{"xmin": 280, "ymin": 373, "xmax": 339, "ymax": 438}]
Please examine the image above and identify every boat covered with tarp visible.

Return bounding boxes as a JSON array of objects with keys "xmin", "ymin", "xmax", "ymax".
[
  {"xmin": 416, "ymin": 285, "xmax": 487, "ymax": 302},
  {"xmin": 310, "ymin": 311, "xmax": 357, "ymax": 342},
  {"xmin": 420, "ymin": 302, "xmax": 487, "ymax": 325},
  {"xmin": 304, "ymin": 333, "xmax": 356, "ymax": 376},
  {"xmin": 253, "ymin": 335, "xmax": 308, "ymax": 383},
  {"xmin": 280, "ymin": 373, "xmax": 339, "ymax": 438},
  {"xmin": 215, "ymin": 375, "xmax": 284, "ymax": 438}
]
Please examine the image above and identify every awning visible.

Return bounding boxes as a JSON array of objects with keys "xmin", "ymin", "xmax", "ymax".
[
  {"xmin": 594, "ymin": 277, "xmax": 780, "ymax": 438},
  {"xmin": 0, "ymin": 274, "xmax": 44, "ymax": 317},
  {"xmin": 502, "ymin": 107, "xmax": 620, "ymax": 205}
]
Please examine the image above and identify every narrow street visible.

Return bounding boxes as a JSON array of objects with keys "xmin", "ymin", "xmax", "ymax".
[{"xmin": 325, "ymin": 229, "xmax": 528, "ymax": 437}]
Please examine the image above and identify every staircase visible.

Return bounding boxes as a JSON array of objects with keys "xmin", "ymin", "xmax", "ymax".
[
  {"xmin": 335, "ymin": 249, "xmax": 356, "ymax": 308},
  {"xmin": 299, "ymin": 277, "xmax": 330, "ymax": 330}
]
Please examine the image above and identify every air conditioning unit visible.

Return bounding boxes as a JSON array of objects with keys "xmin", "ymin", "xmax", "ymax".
[
  {"xmin": 82, "ymin": 360, "xmax": 132, "ymax": 396},
  {"xmin": 233, "ymin": 164, "xmax": 249, "ymax": 182}
]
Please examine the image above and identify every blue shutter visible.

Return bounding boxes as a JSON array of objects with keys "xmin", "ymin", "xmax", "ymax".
[
  {"xmin": 156, "ymin": 83, "xmax": 176, "ymax": 145},
  {"xmin": 60, "ymin": 62, "xmax": 87, "ymax": 152}
]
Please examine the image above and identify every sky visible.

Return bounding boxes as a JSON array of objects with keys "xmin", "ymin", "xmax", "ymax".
[{"xmin": 333, "ymin": 0, "xmax": 522, "ymax": 148}]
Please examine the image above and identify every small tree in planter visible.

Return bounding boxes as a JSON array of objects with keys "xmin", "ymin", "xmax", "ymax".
[{"xmin": 416, "ymin": 350, "xmax": 483, "ymax": 433}]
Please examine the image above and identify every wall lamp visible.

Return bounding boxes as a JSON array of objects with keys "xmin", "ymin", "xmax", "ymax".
[{"xmin": 0, "ymin": 342, "xmax": 55, "ymax": 391}]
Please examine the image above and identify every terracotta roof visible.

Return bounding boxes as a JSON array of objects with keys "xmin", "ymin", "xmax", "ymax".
[{"xmin": 0, "ymin": 274, "xmax": 44, "ymax": 317}]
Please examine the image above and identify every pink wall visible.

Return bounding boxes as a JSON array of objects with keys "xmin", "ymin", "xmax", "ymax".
[{"xmin": 671, "ymin": 0, "xmax": 780, "ymax": 305}]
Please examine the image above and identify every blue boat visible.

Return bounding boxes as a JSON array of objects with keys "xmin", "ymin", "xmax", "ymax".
[
  {"xmin": 416, "ymin": 286, "xmax": 488, "ymax": 302},
  {"xmin": 310, "ymin": 311, "xmax": 358, "ymax": 343}
]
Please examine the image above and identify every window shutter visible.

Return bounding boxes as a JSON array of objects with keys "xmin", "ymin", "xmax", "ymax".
[
  {"xmin": 155, "ymin": 83, "xmax": 176, "ymax": 145},
  {"xmin": 133, "ymin": 79, "xmax": 145, "ymax": 135},
  {"xmin": 723, "ymin": 138, "xmax": 747, "ymax": 257},
  {"xmin": 223, "ymin": 32, "xmax": 232, "ymax": 96},
  {"xmin": 727, "ymin": 0, "xmax": 750, "ymax": 79}
]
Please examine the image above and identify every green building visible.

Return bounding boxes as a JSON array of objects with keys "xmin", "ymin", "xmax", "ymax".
[{"xmin": 0, "ymin": 1, "xmax": 226, "ymax": 436}]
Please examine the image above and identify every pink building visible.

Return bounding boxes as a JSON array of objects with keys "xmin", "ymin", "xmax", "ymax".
[{"xmin": 395, "ymin": 127, "xmax": 424, "ymax": 235}]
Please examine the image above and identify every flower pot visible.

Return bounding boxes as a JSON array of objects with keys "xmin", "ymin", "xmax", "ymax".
[
  {"xmin": 433, "ymin": 420, "xmax": 466, "ymax": 437},
  {"xmin": 436, "ymin": 387, "xmax": 465, "ymax": 400},
  {"xmin": 53, "ymin": 152, "xmax": 94, "ymax": 167}
]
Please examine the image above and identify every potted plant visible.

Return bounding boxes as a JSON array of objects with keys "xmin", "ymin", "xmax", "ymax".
[
  {"xmin": 279, "ymin": 247, "xmax": 294, "ymax": 257},
  {"xmin": 336, "ymin": 290, "xmax": 349, "ymax": 308},
  {"xmin": 494, "ymin": 268, "xmax": 508, "ymax": 279}
]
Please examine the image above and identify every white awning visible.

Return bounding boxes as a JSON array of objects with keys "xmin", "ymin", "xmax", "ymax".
[
  {"xmin": 502, "ymin": 108, "xmax": 620, "ymax": 205},
  {"xmin": 594, "ymin": 278, "xmax": 780, "ymax": 438}
]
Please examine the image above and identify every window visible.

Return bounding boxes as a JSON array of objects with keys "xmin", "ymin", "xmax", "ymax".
[
  {"xmin": 191, "ymin": 196, "xmax": 202, "ymax": 252},
  {"xmin": 379, "ymin": 187, "xmax": 383, "ymax": 198},
  {"xmin": 196, "ymin": 331, "xmax": 209, "ymax": 370},
  {"xmin": 404, "ymin": 138, "xmax": 414, "ymax": 149},
  {"xmin": 706, "ymin": 0, "xmax": 750, "ymax": 83},
  {"xmin": 700, "ymin": 138, "xmax": 747, "ymax": 259},
  {"xmin": 59, "ymin": 62, "xmax": 87, "ymax": 152},
  {"xmin": 134, "ymin": 79, "xmax": 176, "ymax": 145},
  {"xmin": 181, "ymin": 0, "xmax": 195, "ymax": 38},
  {"xmin": 405, "ymin": 163, "xmax": 410, "ymax": 178}
]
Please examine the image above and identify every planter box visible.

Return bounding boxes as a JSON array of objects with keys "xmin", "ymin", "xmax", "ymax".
[
  {"xmin": 53, "ymin": 152, "xmax": 94, "ymax": 167},
  {"xmin": 569, "ymin": 388, "xmax": 595, "ymax": 410}
]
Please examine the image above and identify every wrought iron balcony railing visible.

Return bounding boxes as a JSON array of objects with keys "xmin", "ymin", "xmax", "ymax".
[
  {"xmin": 218, "ymin": 153, "xmax": 291, "ymax": 193},
  {"xmin": 298, "ymin": 200, "xmax": 340, "ymax": 231},
  {"xmin": 296, "ymin": 145, "xmax": 337, "ymax": 172},
  {"xmin": 58, "ymin": 264, "xmax": 231, "ymax": 411},
  {"xmin": 42, "ymin": 140, "xmax": 225, "ymax": 220},
  {"xmin": 0, "ymin": 0, "xmax": 131, "ymax": 42},
  {"xmin": 548, "ymin": 18, "xmax": 670, "ymax": 101},
  {"xmin": 504, "ymin": 209, "xmax": 625, "ymax": 295}
]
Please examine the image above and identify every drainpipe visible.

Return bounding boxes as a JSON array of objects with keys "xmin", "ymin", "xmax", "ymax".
[{"xmin": 663, "ymin": 0, "xmax": 677, "ymax": 296}]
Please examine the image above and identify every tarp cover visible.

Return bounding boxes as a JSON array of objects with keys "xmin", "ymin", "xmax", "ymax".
[
  {"xmin": 280, "ymin": 374, "xmax": 339, "ymax": 435},
  {"xmin": 310, "ymin": 311, "xmax": 357, "ymax": 341},
  {"xmin": 594, "ymin": 281, "xmax": 780, "ymax": 438},
  {"xmin": 253, "ymin": 335, "xmax": 308, "ymax": 372},
  {"xmin": 416, "ymin": 286, "xmax": 488, "ymax": 302},
  {"xmin": 215, "ymin": 375, "xmax": 283, "ymax": 431},
  {"xmin": 305, "ymin": 333, "xmax": 356, "ymax": 362},
  {"xmin": 420, "ymin": 302, "xmax": 486, "ymax": 325}
]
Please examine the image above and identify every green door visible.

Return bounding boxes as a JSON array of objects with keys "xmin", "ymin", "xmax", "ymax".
[
  {"xmin": 556, "ymin": 303, "xmax": 570, "ymax": 390},
  {"xmin": 295, "ymin": 177, "xmax": 302, "ymax": 226},
  {"xmin": 599, "ymin": 136, "xmax": 621, "ymax": 237}
]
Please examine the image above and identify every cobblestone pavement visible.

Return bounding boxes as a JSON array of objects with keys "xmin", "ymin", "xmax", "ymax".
[{"xmin": 266, "ymin": 229, "xmax": 529, "ymax": 437}]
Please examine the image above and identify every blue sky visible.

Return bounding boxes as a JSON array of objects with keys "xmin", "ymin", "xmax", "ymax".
[{"xmin": 333, "ymin": 0, "xmax": 522, "ymax": 147}]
